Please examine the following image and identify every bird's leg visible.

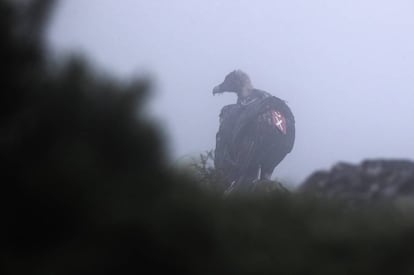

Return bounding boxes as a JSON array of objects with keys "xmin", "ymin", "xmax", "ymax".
[{"xmin": 259, "ymin": 166, "xmax": 273, "ymax": 181}]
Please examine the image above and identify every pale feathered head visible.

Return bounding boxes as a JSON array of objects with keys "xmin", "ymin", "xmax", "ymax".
[{"xmin": 213, "ymin": 70, "xmax": 253, "ymax": 95}]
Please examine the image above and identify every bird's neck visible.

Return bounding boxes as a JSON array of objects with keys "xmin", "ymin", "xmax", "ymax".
[
  {"xmin": 238, "ymin": 86, "xmax": 253, "ymax": 99},
  {"xmin": 237, "ymin": 88, "xmax": 259, "ymax": 105}
]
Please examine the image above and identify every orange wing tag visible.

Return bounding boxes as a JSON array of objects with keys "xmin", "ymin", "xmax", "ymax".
[{"xmin": 271, "ymin": 111, "xmax": 287, "ymax": 135}]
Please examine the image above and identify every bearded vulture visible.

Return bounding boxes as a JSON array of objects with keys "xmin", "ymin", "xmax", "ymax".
[{"xmin": 213, "ymin": 70, "xmax": 295, "ymax": 188}]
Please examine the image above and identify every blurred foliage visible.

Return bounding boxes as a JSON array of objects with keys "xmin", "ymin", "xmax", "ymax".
[{"xmin": 3, "ymin": 1, "xmax": 414, "ymax": 274}]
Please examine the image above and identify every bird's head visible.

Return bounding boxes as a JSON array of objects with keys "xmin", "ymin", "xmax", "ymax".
[{"xmin": 213, "ymin": 70, "xmax": 253, "ymax": 97}]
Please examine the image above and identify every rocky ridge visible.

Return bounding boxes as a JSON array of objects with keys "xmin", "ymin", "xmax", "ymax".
[{"xmin": 299, "ymin": 159, "xmax": 414, "ymax": 207}]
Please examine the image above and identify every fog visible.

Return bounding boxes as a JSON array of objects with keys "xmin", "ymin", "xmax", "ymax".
[{"xmin": 48, "ymin": 0, "xmax": 414, "ymax": 185}]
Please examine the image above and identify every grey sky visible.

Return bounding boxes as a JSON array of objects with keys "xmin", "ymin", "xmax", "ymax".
[{"xmin": 48, "ymin": 0, "xmax": 414, "ymax": 184}]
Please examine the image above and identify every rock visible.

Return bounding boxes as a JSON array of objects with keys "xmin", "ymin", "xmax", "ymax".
[{"xmin": 299, "ymin": 159, "xmax": 414, "ymax": 205}]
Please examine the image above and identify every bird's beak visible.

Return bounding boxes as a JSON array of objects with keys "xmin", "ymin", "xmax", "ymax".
[{"xmin": 212, "ymin": 85, "xmax": 222, "ymax": 95}]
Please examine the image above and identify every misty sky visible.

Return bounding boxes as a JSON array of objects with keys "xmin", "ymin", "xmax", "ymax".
[{"xmin": 47, "ymin": 0, "xmax": 414, "ymax": 184}]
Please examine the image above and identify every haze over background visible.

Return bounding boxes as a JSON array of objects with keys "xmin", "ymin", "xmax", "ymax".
[{"xmin": 48, "ymin": 0, "xmax": 414, "ymax": 185}]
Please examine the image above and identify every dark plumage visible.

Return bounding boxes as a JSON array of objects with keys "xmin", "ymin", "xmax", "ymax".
[{"xmin": 213, "ymin": 70, "xmax": 295, "ymax": 188}]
